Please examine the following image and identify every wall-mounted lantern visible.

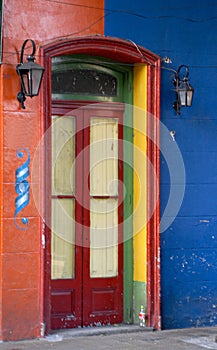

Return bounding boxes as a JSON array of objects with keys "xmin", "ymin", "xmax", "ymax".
[
  {"xmin": 16, "ymin": 39, "xmax": 45, "ymax": 109},
  {"xmin": 173, "ymin": 65, "xmax": 194, "ymax": 115}
]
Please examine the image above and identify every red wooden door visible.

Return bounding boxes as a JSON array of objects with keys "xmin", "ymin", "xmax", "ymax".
[{"xmin": 50, "ymin": 103, "xmax": 124, "ymax": 329}]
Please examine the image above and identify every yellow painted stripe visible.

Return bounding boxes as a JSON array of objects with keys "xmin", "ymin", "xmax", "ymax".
[{"xmin": 133, "ymin": 65, "xmax": 147, "ymax": 283}]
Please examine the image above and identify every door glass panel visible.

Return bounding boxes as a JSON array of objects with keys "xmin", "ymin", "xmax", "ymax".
[
  {"xmin": 51, "ymin": 198, "xmax": 75, "ymax": 279},
  {"xmin": 52, "ymin": 116, "xmax": 75, "ymax": 195},
  {"xmin": 90, "ymin": 118, "xmax": 118, "ymax": 196},
  {"xmin": 90, "ymin": 198, "xmax": 118, "ymax": 278},
  {"xmin": 52, "ymin": 69, "xmax": 117, "ymax": 97}
]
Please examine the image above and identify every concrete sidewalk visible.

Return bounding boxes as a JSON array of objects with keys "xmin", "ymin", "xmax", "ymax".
[{"xmin": 1, "ymin": 325, "xmax": 217, "ymax": 350}]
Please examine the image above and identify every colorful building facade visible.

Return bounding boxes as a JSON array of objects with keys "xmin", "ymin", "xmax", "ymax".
[{"xmin": 0, "ymin": 0, "xmax": 216, "ymax": 341}]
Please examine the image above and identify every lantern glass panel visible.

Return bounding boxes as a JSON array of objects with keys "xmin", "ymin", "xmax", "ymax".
[
  {"xmin": 178, "ymin": 89, "xmax": 187, "ymax": 106},
  {"xmin": 31, "ymin": 68, "xmax": 44, "ymax": 96},
  {"xmin": 187, "ymin": 90, "xmax": 193, "ymax": 106},
  {"xmin": 20, "ymin": 70, "xmax": 31, "ymax": 96}
]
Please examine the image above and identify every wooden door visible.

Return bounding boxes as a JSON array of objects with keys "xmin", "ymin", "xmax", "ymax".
[{"xmin": 50, "ymin": 103, "xmax": 124, "ymax": 329}]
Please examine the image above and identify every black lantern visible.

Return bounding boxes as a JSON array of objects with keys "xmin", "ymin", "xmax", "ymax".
[
  {"xmin": 173, "ymin": 65, "xmax": 194, "ymax": 115},
  {"xmin": 16, "ymin": 39, "xmax": 45, "ymax": 109}
]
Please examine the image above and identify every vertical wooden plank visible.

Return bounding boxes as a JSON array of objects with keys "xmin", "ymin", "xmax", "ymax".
[
  {"xmin": 133, "ymin": 64, "xmax": 148, "ymax": 323},
  {"xmin": 123, "ymin": 72, "xmax": 134, "ymax": 323},
  {"xmin": 146, "ymin": 61, "xmax": 161, "ymax": 330},
  {"xmin": 0, "ymin": 60, "xmax": 3, "ymax": 338}
]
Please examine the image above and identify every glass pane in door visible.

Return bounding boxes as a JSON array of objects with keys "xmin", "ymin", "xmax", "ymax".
[
  {"xmin": 51, "ymin": 198, "xmax": 75, "ymax": 279},
  {"xmin": 52, "ymin": 115, "xmax": 75, "ymax": 195},
  {"xmin": 90, "ymin": 118, "xmax": 118, "ymax": 196},
  {"xmin": 51, "ymin": 115, "xmax": 75, "ymax": 280},
  {"xmin": 90, "ymin": 198, "xmax": 118, "ymax": 278}
]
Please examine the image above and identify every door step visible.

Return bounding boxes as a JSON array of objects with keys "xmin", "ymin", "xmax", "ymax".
[{"xmin": 47, "ymin": 324, "xmax": 154, "ymax": 340}]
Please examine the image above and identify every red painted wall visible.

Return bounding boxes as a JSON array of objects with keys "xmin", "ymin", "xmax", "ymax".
[{"xmin": 0, "ymin": 0, "xmax": 104, "ymax": 341}]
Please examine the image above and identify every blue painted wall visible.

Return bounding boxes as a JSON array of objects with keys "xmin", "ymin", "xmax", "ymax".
[{"xmin": 105, "ymin": 0, "xmax": 217, "ymax": 328}]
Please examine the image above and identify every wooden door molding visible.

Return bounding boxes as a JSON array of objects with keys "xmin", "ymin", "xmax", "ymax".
[{"xmin": 41, "ymin": 35, "xmax": 161, "ymax": 332}]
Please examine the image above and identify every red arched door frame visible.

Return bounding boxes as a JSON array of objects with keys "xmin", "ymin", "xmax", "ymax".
[{"xmin": 41, "ymin": 35, "xmax": 161, "ymax": 331}]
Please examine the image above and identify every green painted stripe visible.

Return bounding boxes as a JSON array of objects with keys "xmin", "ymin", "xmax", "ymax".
[{"xmin": 133, "ymin": 281, "xmax": 147, "ymax": 324}]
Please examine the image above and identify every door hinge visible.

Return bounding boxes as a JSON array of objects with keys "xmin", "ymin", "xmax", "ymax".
[
  {"xmin": 40, "ymin": 322, "xmax": 46, "ymax": 337},
  {"xmin": 42, "ymin": 233, "xmax": 46, "ymax": 249}
]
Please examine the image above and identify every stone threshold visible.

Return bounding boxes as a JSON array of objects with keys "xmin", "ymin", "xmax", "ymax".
[{"xmin": 46, "ymin": 324, "xmax": 154, "ymax": 341}]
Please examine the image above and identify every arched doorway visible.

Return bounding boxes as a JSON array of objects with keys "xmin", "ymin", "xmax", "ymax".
[{"xmin": 41, "ymin": 36, "xmax": 161, "ymax": 333}]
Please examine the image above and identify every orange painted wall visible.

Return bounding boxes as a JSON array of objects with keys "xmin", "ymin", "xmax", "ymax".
[{"xmin": 1, "ymin": 0, "xmax": 104, "ymax": 341}]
